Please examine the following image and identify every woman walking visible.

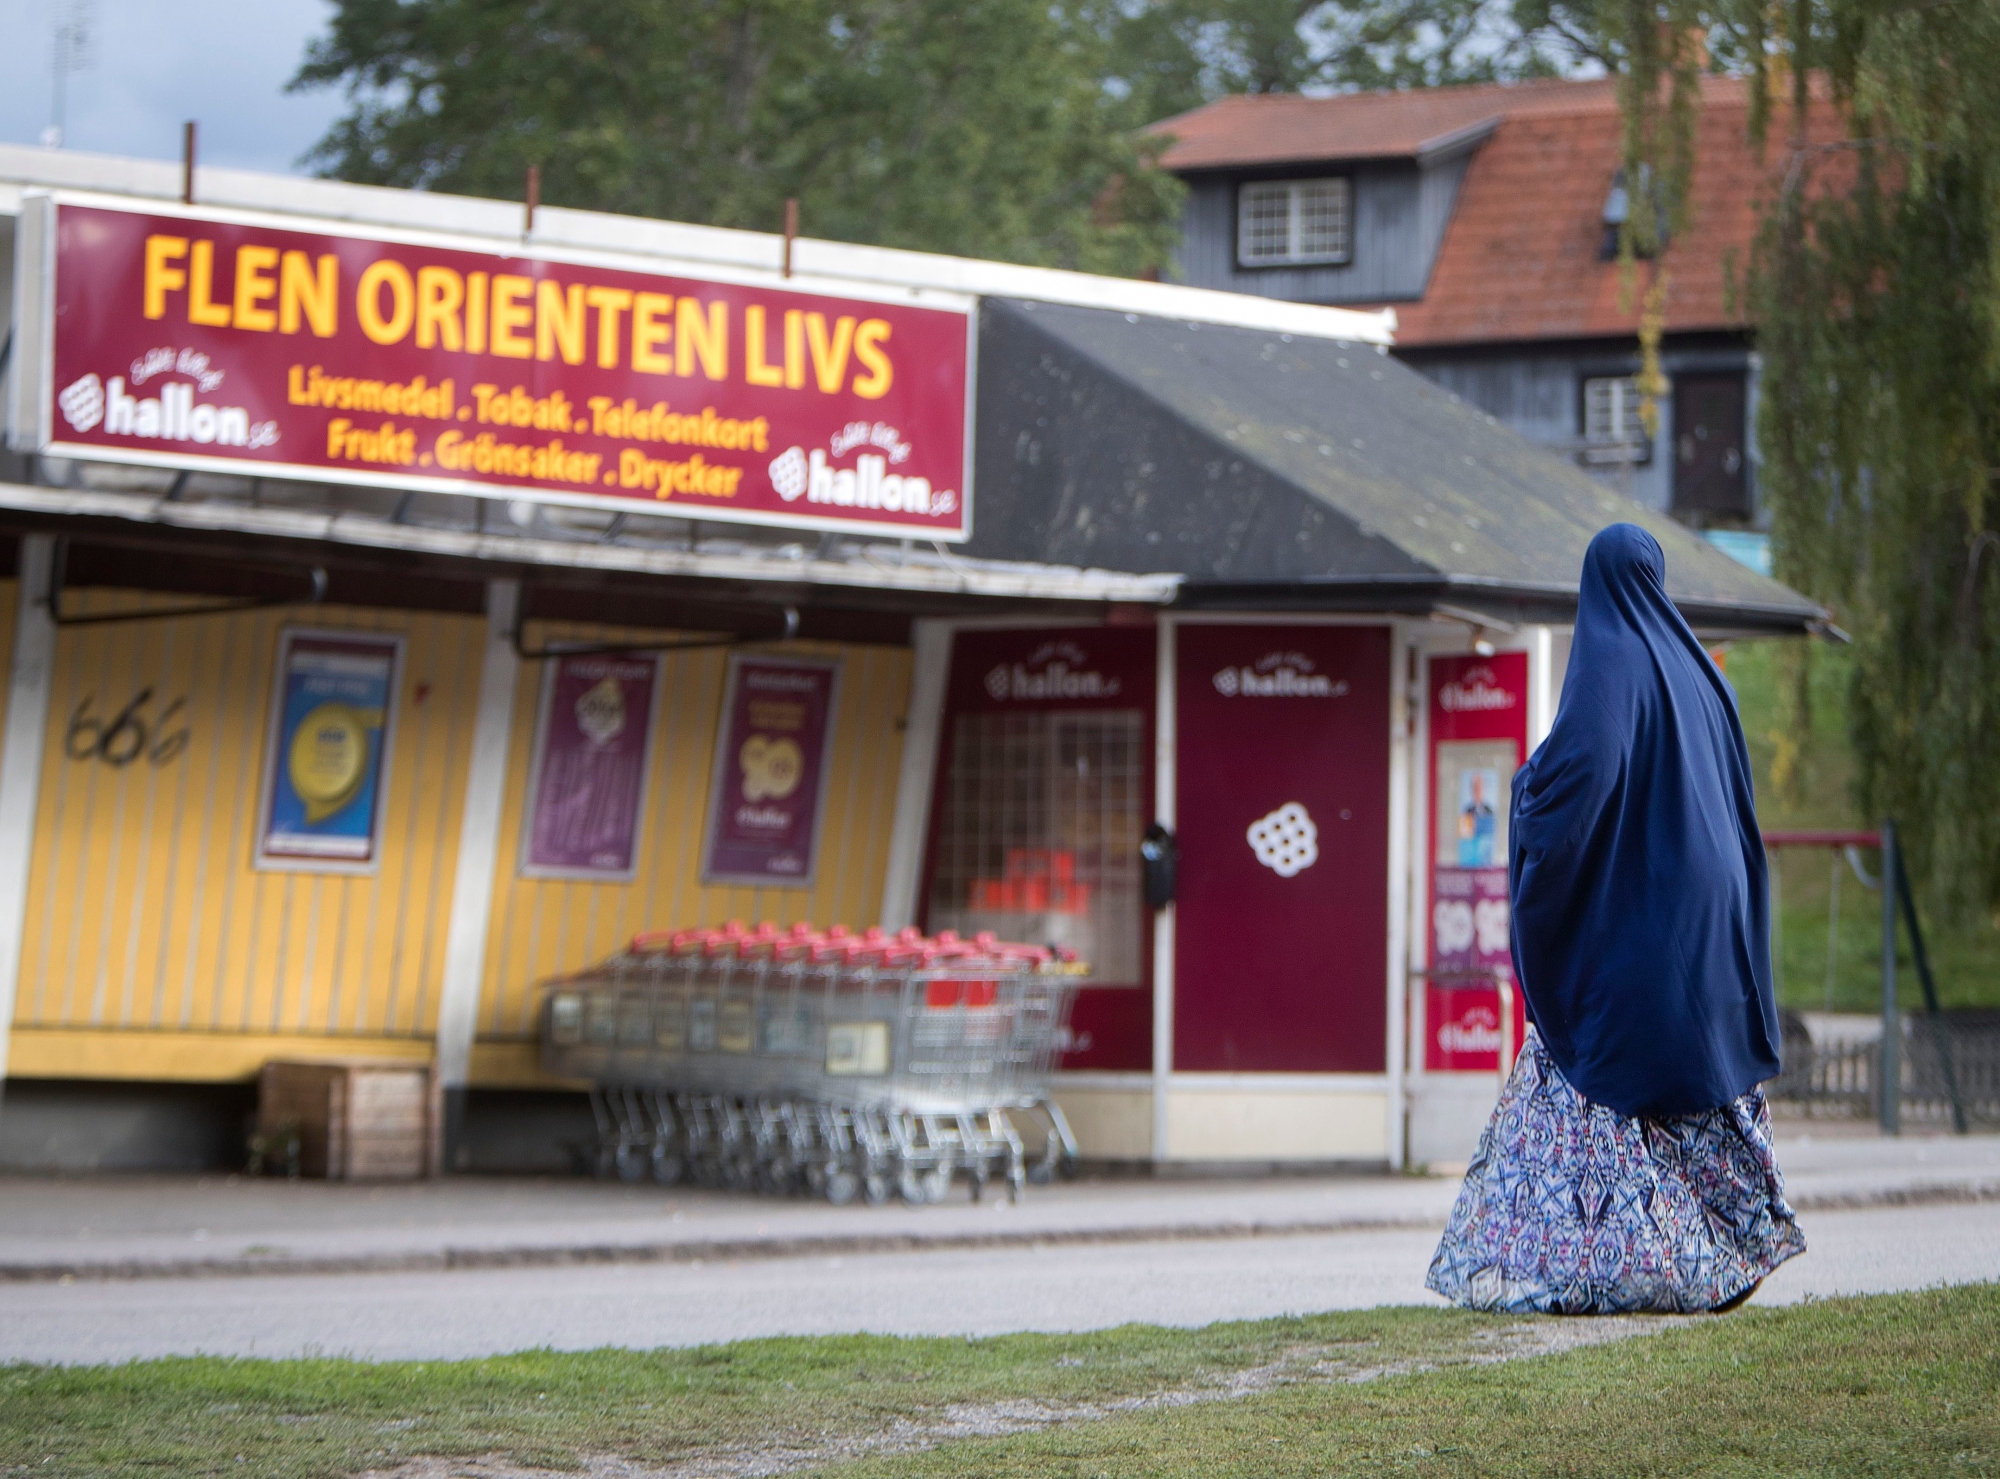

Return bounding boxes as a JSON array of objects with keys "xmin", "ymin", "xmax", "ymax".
[{"xmin": 1426, "ymin": 523, "xmax": 1805, "ymax": 1315}]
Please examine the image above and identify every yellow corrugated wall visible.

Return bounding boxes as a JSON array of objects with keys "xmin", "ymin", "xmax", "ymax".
[
  {"xmin": 12, "ymin": 592, "xmax": 484, "ymax": 1048},
  {"xmin": 476, "ymin": 622, "xmax": 912, "ymax": 1043}
]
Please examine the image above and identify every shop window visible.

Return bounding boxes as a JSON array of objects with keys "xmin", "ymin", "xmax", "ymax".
[
  {"xmin": 1237, "ymin": 178, "xmax": 1352, "ymax": 268},
  {"xmin": 927, "ymin": 711, "xmax": 1145, "ymax": 986},
  {"xmin": 1579, "ymin": 374, "xmax": 1653, "ymax": 465}
]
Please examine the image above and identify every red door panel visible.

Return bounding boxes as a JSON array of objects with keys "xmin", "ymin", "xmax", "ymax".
[{"xmin": 1173, "ymin": 625, "xmax": 1391, "ymax": 1073}]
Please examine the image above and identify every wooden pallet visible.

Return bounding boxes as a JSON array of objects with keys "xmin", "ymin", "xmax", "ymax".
[{"xmin": 257, "ymin": 1058, "xmax": 442, "ymax": 1179}]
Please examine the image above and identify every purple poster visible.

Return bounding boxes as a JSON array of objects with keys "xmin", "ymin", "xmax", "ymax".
[
  {"xmin": 1430, "ymin": 866, "xmax": 1511, "ymax": 975},
  {"xmin": 521, "ymin": 654, "xmax": 661, "ymax": 878},
  {"xmin": 701, "ymin": 655, "xmax": 842, "ymax": 888}
]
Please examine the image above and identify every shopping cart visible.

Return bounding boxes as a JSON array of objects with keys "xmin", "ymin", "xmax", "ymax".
[{"xmin": 539, "ymin": 921, "xmax": 1084, "ymax": 1204}]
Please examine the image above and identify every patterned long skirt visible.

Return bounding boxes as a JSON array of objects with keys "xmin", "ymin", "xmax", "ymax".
[{"xmin": 1425, "ymin": 1027, "xmax": 1806, "ymax": 1314}]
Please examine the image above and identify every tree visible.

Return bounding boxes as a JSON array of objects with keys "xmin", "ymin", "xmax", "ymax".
[
  {"xmin": 1563, "ymin": 0, "xmax": 2000, "ymax": 917},
  {"xmin": 291, "ymin": 0, "xmax": 1183, "ymax": 276},
  {"xmin": 1735, "ymin": 0, "xmax": 2000, "ymax": 919},
  {"xmin": 1100, "ymin": 0, "xmax": 1580, "ymax": 124}
]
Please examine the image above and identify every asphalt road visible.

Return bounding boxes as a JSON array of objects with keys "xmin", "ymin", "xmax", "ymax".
[{"xmin": 4, "ymin": 1200, "xmax": 1996, "ymax": 1365}]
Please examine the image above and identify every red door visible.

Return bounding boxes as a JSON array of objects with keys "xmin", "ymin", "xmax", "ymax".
[{"xmin": 1173, "ymin": 625, "xmax": 1391, "ymax": 1073}]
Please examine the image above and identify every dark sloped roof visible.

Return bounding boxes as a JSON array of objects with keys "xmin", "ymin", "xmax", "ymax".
[{"xmin": 968, "ymin": 298, "xmax": 1824, "ymax": 634}]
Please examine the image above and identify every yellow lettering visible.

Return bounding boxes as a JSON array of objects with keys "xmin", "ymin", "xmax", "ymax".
[
  {"xmin": 805, "ymin": 313, "xmax": 856, "ymax": 394},
  {"xmin": 633, "ymin": 292, "xmax": 674, "ymax": 375},
  {"xmin": 783, "ymin": 309, "xmax": 805, "ymax": 391},
  {"xmin": 535, "ymin": 279, "xmax": 586, "ymax": 365},
  {"xmin": 585, "ymin": 286, "xmax": 633, "ymax": 370},
  {"xmin": 744, "ymin": 305, "xmax": 783, "ymax": 387},
  {"xmin": 230, "ymin": 245, "xmax": 279, "ymax": 333},
  {"xmin": 279, "ymin": 251, "xmax": 338, "ymax": 336},
  {"xmin": 356, "ymin": 259, "xmax": 415, "ymax": 345},
  {"xmin": 490, "ymin": 274, "xmax": 533, "ymax": 358},
  {"xmin": 466, "ymin": 272, "xmax": 489, "ymax": 355},
  {"xmin": 142, "ymin": 235, "xmax": 188, "ymax": 321},
  {"xmin": 415, "ymin": 266, "xmax": 464, "ymax": 351},
  {"xmin": 852, "ymin": 319, "xmax": 893, "ymax": 399},
  {"xmin": 676, "ymin": 297, "xmax": 727, "ymax": 380},
  {"xmin": 187, "ymin": 240, "xmax": 231, "ymax": 327}
]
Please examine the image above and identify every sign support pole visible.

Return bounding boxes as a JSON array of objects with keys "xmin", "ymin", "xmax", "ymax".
[
  {"xmin": 1384, "ymin": 624, "xmax": 1411, "ymax": 1171},
  {"xmin": 879, "ymin": 619, "xmax": 952, "ymax": 931},
  {"xmin": 1150, "ymin": 618, "xmax": 1177, "ymax": 1166},
  {"xmin": 1880, "ymin": 818, "xmax": 1899, "ymax": 1136},
  {"xmin": 434, "ymin": 579, "xmax": 521, "ymax": 1168},
  {"xmin": 0, "ymin": 536, "xmax": 56, "ymax": 1113}
]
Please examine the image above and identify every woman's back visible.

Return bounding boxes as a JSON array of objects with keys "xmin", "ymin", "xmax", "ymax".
[{"xmin": 1508, "ymin": 522, "xmax": 1780, "ymax": 1118}]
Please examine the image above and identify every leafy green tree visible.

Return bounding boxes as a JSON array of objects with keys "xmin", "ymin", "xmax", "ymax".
[
  {"xmin": 291, "ymin": 0, "xmax": 1183, "ymax": 276},
  {"xmin": 1100, "ymin": 0, "xmax": 1578, "ymax": 123},
  {"xmin": 1541, "ymin": 0, "xmax": 2000, "ymax": 917},
  {"xmin": 1738, "ymin": 0, "xmax": 2000, "ymax": 919}
]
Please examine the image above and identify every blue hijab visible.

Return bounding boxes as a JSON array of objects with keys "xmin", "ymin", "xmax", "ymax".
[{"xmin": 1509, "ymin": 524, "xmax": 1781, "ymax": 1118}]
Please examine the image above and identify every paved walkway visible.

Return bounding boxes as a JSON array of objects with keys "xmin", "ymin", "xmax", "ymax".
[
  {"xmin": 5, "ymin": 1201, "xmax": 1998, "ymax": 1364},
  {"xmin": 2, "ymin": 1130, "xmax": 1996, "ymax": 1282}
]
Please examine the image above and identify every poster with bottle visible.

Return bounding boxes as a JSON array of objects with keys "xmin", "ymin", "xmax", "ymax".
[
  {"xmin": 700, "ymin": 655, "xmax": 841, "ymax": 888},
  {"xmin": 521, "ymin": 653, "xmax": 662, "ymax": 879},
  {"xmin": 256, "ymin": 629, "xmax": 403, "ymax": 871}
]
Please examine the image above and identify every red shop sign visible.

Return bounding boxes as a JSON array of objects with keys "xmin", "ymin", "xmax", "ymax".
[
  {"xmin": 15, "ymin": 199, "xmax": 973, "ymax": 539},
  {"xmin": 1425, "ymin": 981, "xmax": 1527, "ymax": 1073}
]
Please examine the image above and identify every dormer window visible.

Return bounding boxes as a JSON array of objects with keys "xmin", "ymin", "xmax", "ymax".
[
  {"xmin": 1237, "ymin": 178, "xmax": 1352, "ymax": 267},
  {"xmin": 1599, "ymin": 166, "xmax": 1661, "ymax": 261},
  {"xmin": 1581, "ymin": 374, "xmax": 1654, "ymax": 464}
]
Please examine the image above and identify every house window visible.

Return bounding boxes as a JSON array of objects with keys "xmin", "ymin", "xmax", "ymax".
[
  {"xmin": 1580, "ymin": 375, "xmax": 1653, "ymax": 465},
  {"xmin": 1237, "ymin": 179, "xmax": 1352, "ymax": 267}
]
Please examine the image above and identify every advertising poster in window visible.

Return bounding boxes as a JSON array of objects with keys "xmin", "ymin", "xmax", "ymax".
[
  {"xmin": 1425, "ymin": 651, "xmax": 1528, "ymax": 1070},
  {"xmin": 256, "ymin": 629, "xmax": 403, "ymax": 871},
  {"xmin": 521, "ymin": 653, "xmax": 662, "ymax": 879},
  {"xmin": 700, "ymin": 655, "xmax": 840, "ymax": 888}
]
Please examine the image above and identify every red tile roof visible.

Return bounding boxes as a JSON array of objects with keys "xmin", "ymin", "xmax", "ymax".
[
  {"xmin": 1153, "ymin": 77, "xmax": 1626, "ymax": 171},
  {"xmin": 1155, "ymin": 77, "xmax": 1846, "ymax": 347}
]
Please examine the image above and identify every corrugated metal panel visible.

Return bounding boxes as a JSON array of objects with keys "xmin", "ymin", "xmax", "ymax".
[
  {"xmin": 13, "ymin": 592, "xmax": 484, "ymax": 1040},
  {"xmin": 477, "ymin": 625, "xmax": 912, "ymax": 1040}
]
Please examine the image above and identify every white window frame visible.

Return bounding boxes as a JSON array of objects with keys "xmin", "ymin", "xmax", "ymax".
[
  {"xmin": 1235, "ymin": 178, "xmax": 1353, "ymax": 268},
  {"xmin": 1579, "ymin": 374, "xmax": 1654, "ymax": 466}
]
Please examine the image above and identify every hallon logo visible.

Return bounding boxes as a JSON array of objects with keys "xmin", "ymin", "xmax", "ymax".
[
  {"xmin": 1438, "ymin": 664, "xmax": 1517, "ymax": 712},
  {"xmin": 1213, "ymin": 651, "xmax": 1348, "ymax": 699},
  {"xmin": 1247, "ymin": 802, "xmax": 1318, "ymax": 877},
  {"xmin": 984, "ymin": 640, "xmax": 1120, "ymax": 702}
]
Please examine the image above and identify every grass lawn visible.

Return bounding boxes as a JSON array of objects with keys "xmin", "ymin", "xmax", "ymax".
[
  {"xmin": 4, "ymin": 1284, "xmax": 1996, "ymax": 1478},
  {"xmin": 1728, "ymin": 640, "xmax": 2000, "ymax": 1012}
]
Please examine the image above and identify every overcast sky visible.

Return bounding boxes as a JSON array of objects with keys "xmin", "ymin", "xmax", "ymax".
[{"xmin": 1, "ymin": 0, "xmax": 348, "ymax": 174}]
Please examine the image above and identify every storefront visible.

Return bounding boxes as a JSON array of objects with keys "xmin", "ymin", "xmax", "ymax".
[{"xmin": 0, "ymin": 144, "xmax": 1824, "ymax": 1171}]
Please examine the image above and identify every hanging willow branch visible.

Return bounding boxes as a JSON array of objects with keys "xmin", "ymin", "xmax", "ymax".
[
  {"xmin": 1598, "ymin": 0, "xmax": 2000, "ymax": 917},
  {"xmin": 1742, "ymin": 2, "xmax": 2000, "ymax": 920},
  {"xmin": 1610, "ymin": 0, "xmax": 1707, "ymax": 436}
]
